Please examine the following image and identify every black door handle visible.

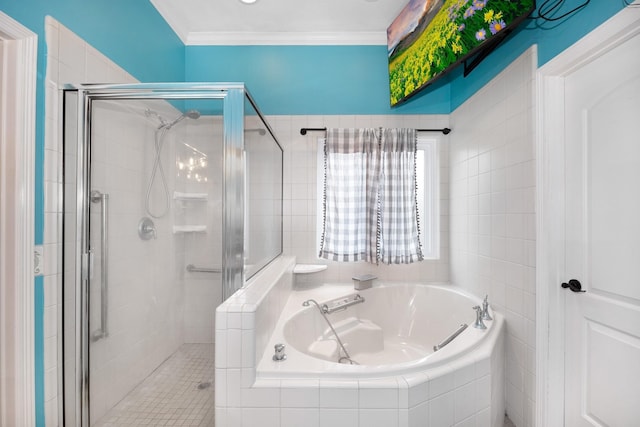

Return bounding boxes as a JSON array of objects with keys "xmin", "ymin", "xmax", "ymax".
[{"xmin": 561, "ymin": 279, "xmax": 585, "ymax": 293}]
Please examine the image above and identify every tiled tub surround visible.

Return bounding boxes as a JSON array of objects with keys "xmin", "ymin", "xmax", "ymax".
[{"xmin": 216, "ymin": 256, "xmax": 505, "ymax": 427}]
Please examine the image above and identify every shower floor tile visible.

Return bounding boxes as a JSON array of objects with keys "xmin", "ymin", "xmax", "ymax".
[{"xmin": 94, "ymin": 343, "xmax": 215, "ymax": 427}]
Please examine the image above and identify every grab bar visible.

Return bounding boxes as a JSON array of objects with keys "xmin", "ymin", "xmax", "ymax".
[
  {"xmin": 186, "ymin": 264, "xmax": 222, "ymax": 273},
  {"xmin": 433, "ymin": 323, "xmax": 468, "ymax": 352},
  {"xmin": 90, "ymin": 190, "xmax": 109, "ymax": 342}
]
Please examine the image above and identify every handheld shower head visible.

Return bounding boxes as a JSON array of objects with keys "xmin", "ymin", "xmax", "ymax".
[
  {"xmin": 162, "ymin": 109, "xmax": 201, "ymax": 129},
  {"xmin": 184, "ymin": 110, "xmax": 201, "ymax": 120}
]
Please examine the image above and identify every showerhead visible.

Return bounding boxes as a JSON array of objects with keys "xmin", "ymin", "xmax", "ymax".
[
  {"xmin": 162, "ymin": 109, "xmax": 201, "ymax": 129},
  {"xmin": 184, "ymin": 110, "xmax": 201, "ymax": 120}
]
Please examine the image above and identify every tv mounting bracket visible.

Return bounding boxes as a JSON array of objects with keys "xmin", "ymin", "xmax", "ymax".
[{"xmin": 463, "ymin": 28, "xmax": 513, "ymax": 77}]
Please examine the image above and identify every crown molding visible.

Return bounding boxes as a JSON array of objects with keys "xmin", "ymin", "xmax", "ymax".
[{"xmin": 185, "ymin": 31, "xmax": 387, "ymax": 46}]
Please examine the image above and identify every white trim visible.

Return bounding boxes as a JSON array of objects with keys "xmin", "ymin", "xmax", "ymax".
[
  {"xmin": 185, "ymin": 31, "xmax": 387, "ymax": 46},
  {"xmin": 416, "ymin": 135, "xmax": 440, "ymax": 260},
  {"xmin": 536, "ymin": 3, "xmax": 640, "ymax": 426},
  {"xmin": 0, "ymin": 10, "xmax": 37, "ymax": 427}
]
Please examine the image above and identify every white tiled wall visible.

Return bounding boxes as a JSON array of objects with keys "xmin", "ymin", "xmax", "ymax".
[
  {"xmin": 449, "ymin": 47, "xmax": 537, "ymax": 427},
  {"xmin": 266, "ymin": 114, "xmax": 451, "ymax": 284},
  {"xmin": 45, "ymin": 18, "xmax": 222, "ymax": 425},
  {"xmin": 87, "ymin": 102, "xmax": 187, "ymax": 423},
  {"xmin": 45, "ymin": 17, "xmax": 139, "ymax": 427},
  {"xmin": 181, "ymin": 117, "xmax": 224, "ymax": 343}
]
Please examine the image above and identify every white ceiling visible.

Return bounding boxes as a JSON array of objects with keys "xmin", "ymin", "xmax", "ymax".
[{"xmin": 150, "ymin": 0, "xmax": 409, "ymax": 45}]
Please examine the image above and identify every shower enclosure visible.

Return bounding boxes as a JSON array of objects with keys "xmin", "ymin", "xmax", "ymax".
[{"xmin": 62, "ymin": 84, "xmax": 283, "ymax": 426}]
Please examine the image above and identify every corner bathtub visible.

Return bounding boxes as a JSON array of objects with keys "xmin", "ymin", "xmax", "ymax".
[{"xmin": 253, "ymin": 282, "xmax": 505, "ymax": 426}]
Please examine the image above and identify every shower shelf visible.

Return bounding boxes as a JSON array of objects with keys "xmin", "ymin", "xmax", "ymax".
[
  {"xmin": 173, "ymin": 191, "xmax": 208, "ymax": 201},
  {"xmin": 172, "ymin": 225, "xmax": 207, "ymax": 234}
]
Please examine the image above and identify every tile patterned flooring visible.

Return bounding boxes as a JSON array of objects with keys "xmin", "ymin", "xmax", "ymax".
[{"xmin": 94, "ymin": 344, "xmax": 215, "ymax": 426}]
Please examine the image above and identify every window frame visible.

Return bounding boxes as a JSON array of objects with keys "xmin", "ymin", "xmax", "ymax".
[{"xmin": 416, "ymin": 135, "xmax": 440, "ymax": 260}]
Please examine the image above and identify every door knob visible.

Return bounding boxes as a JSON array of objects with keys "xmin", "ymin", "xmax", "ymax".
[{"xmin": 561, "ymin": 279, "xmax": 585, "ymax": 293}]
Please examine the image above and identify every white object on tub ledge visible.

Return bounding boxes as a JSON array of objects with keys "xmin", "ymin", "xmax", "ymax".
[{"xmin": 292, "ymin": 264, "xmax": 327, "ymax": 274}]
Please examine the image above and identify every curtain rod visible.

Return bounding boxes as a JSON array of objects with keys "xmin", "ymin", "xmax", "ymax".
[{"xmin": 300, "ymin": 127, "xmax": 451, "ymax": 135}]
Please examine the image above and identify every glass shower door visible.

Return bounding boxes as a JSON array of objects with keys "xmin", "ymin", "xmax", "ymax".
[
  {"xmin": 64, "ymin": 88, "xmax": 229, "ymax": 426},
  {"xmin": 85, "ymin": 97, "xmax": 224, "ymax": 426},
  {"xmin": 63, "ymin": 83, "xmax": 282, "ymax": 426}
]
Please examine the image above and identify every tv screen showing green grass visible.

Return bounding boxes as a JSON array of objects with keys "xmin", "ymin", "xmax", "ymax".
[{"xmin": 387, "ymin": 0, "xmax": 535, "ymax": 106}]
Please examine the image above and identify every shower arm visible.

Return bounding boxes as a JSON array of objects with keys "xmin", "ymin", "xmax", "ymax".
[{"xmin": 302, "ymin": 299, "xmax": 357, "ymax": 365}]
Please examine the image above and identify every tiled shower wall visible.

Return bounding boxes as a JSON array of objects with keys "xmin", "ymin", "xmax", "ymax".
[
  {"xmin": 449, "ymin": 47, "xmax": 537, "ymax": 427},
  {"xmin": 44, "ymin": 17, "xmax": 140, "ymax": 426},
  {"xmin": 266, "ymin": 114, "xmax": 451, "ymax": 284},
  {"xmin": 45, "ymin": 19, "xmax": 223, "ymax": 425},
  {"xmin": 181, "ymin": 118, "xmax": 224, "ymax": 344}
]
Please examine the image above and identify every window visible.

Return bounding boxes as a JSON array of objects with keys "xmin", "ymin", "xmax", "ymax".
[
  {"xmin": 316, "ymin": 133, "xmax": 440, "ymax": 260},
  {"xmin": 416, "ymin": 136, "xmax": 440, "ymax": 259}
]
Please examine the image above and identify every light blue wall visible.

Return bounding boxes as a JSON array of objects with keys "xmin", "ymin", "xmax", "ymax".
[
  {"xmin": 0, "ymin": 1, "xmax": 185, "ymax": 84},
  {"xmin": 185, "ymin": 45, "xmax": 451, "ymax": 115},
  {"xmin": 449, "ymin": 1, "xmax": 627, "ymax": 110},
  {"xmin": 187, "ymin": 2, "xmax": 628, "ymax": 115},
  {"xmin": 0, "ymin": 1, "xmax": 184, "ymax": 425}
]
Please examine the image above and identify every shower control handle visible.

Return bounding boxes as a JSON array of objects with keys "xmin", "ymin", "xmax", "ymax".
[{"xmin": 138, "ymin": 217, "xmax": 157, "ymax": 240}]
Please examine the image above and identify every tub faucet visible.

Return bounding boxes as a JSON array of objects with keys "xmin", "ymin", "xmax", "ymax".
[
  {"xmin": 472, "ymin": 306, "xmax": 487, "ymax": 329},
  {"xmin": 481, "ymin": 295, "xmax": 493, "ymax": 321},
  {"xmin": 272, "ymin": 343, "xmax": 286, "ymax": 361}
]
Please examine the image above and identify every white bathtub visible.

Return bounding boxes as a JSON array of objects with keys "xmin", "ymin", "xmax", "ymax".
[
  {"xmin": 258, "ymin": 283, "xmax": 503, "ymax": 379},
  {"xmin": 216, "ymin": 259, "xmax": 505, "ymax": 427}
]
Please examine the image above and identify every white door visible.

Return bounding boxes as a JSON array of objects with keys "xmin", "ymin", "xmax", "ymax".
[{"xmin": 563, "ymin": 31, "xmax": 640, "ymax": 426}]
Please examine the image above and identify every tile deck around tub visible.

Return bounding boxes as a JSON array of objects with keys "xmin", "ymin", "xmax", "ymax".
[{"xmin": 94, "ymin": 343, "xmax": 215, "ymax": 426}]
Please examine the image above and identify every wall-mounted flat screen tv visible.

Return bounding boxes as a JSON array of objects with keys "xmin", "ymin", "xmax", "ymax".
[{"xmin": 388, "ymin": 0, "xmax": 535, "ymax": 106}]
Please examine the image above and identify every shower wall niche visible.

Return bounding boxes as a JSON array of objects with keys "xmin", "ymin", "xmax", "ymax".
[{"xmin": 62, "ymin": 84, "xmax": 283, "ymax": 426}]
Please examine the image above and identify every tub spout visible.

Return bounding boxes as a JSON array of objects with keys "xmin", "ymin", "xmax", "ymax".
[{"xmin": 272, "ymin": 343, "xmax": 287, "ymax": 361}]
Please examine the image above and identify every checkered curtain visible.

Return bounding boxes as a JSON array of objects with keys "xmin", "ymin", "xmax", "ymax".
[
  {"xmin": 319, "ymin": 128, "xmax": 380, "ymax": 262},
  {"xmin": 379, "ymin": 128, "xmax": 423, "ymax": 264},
  {"xmin": 319, "ymin": 128, "xmax": 423, "ymax": 264}
]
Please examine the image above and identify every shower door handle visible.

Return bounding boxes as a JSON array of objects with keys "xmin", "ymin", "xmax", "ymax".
[{"xmin": 91, "ymin": 190, "xmax": 109, "ymax": 341}]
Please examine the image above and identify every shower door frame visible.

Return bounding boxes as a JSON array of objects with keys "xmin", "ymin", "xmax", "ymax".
[{"xmin": 65, "ymin": 83, "xmax": 249, "ymax": 426}]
